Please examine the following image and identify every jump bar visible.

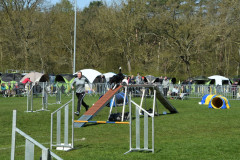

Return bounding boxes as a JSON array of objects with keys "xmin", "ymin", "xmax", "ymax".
[{"xmin": 74, "ymin": 120, "xmax": 129, "ymax": 124}]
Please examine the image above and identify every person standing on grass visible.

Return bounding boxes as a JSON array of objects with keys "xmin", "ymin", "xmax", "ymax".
[
  {"xmin": 232, "ymin": 81, "xmax": 238, "ymax": 99},
  {"xmin": 162, "ymin": 76, "xmax": 169, "ymax": 97},
  {"xmin": 71, "ymin": 71, "xmax": 90, "ymax": 116}
]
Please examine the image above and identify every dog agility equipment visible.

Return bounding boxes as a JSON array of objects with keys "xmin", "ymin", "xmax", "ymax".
[
  {"xmin": 74, "ymin": 85, "xmax": 123, "ymax": 128},
  {"xmin": 11, "ymin": 110, "xmax": 62, "ymax": 160}
]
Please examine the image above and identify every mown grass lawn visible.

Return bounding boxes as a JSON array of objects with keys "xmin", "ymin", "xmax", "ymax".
[{"xmin": 0, "ymin": 94, "xmax": 239, "ymax": 160}]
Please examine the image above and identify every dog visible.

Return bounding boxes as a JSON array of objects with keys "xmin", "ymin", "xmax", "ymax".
[{"xmin": 109, "ymin": 67, "xmax": 125, "ymax": 90}]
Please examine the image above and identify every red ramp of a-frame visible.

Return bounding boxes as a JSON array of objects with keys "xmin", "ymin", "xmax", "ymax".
[{"xmin": 74, "ymin": 85, "xmax": 123, "ymax": 128}]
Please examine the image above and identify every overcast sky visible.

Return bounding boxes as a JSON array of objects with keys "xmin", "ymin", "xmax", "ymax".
[{"xmin": 49, "ymin": 0, "xmax": 114, "ymax": 9}]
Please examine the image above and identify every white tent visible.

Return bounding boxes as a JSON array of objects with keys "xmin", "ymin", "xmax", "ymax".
[
  {"xmin": 74, "ymin": 69, "xmax": 102, "ymax": 83},
  {"xmin": 208, "ymin": 75, "xmax": 230, "ymax": 85},
  {"xmin": 20, "ymin": 72, "xmax": 48, "ymax": 83},
  {"xmin": 103, "ymin": 72, "xmax": 116, "ymax": 82}
]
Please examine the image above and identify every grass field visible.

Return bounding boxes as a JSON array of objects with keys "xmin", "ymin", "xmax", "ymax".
[{"xmin": 0, "ymin": 94, "xmax": 239, "ymax": 160}]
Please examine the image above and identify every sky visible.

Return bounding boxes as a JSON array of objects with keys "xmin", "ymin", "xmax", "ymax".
[{"xmin": 49, "ymin": 0, "xmax": 114, "ymax": 9}]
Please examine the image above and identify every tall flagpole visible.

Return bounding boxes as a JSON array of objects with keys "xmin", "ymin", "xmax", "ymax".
[{"xmin": 73, "ymin": 0, "xmax": 77, "ymax": 74}]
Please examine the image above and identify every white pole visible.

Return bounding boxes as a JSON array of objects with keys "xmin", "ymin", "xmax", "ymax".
[
  {"xmin": 73, "ymin": 0, "xmax": 77, "ymax": 74},
  {"xmin": 121, "ymin": 86, "xmax": 127, "ymax": 121},
  {"xmin": 11, "ymin": 110, "xmax": 17, "ymax": 160},
  {"xmin": 139, "ymin": 88, "xmax": 145, "ymax": 114}
]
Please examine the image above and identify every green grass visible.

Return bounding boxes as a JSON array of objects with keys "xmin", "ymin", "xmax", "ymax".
[{"xmin": 0, "ymin": 95, "xmax": 240, "ymax": 160}]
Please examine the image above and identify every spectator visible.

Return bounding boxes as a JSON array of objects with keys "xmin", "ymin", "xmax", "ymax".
[
  {"xmin": 171, "ymin": 86, "xmax": 179, "ymax": 99},
  {"xmin": 22, "ymin": 77, "xmax": 31, "ymax": 84},
  {"xmin": 127, "ymin": 76, "xmax": 131, "ymax": 84},
  {"xmin": 1, "ymin": 83, "xmax": 7, "ymax": 97},
  {"xmin": 232, "ymin": 81, "xmax": 238, "ymax": 99},
  {"xmin": 135, "ymin": 73, "xmax": 142, "ymax": 84},
  {"xmin": 159, "ymin": 76, "xmax": 163, "ymax": 84},
  {"xmin": 7, "ymin": 82, "xmax": 12, "ymax": 97},
  {"xmin": 129, "ymin": 75, "xmax": 135, "ymax": 84},
  {"xmin": 188, "ymin": 79, "xmax": 193, "ymax": 93},
  {"xmin": 162, "ymin": 76, "xmax": 170, "ymax": 97},
  {"xmin": 13, "ymin": 83, "xmax": 20, "ymax": 96},
  {"xmin": 181, "ymin": 80, "xmax": 188, "ymax": 93},
  {"xmin": 97, "ymin": 75, "xmax": 106, "ymax": 94}
]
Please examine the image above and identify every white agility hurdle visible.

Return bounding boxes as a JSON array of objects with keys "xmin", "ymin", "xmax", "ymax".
[
  {"xmin": 26, "ymin": 82, "xmax": 49, "ymax": 112},
  {"xmin": 26, "ymin": 82, "xmax": 62, "ymax": 113},
  {"xmin": 125, "ymin": 91, "xmax": 155, "ymax": 154},
  {"xmin": 11, "ymin": 110, "xmax": 62, "ymax": 160},
  {"xmin": 50, "ymin": 91, "xmax": 74, "ymax": 151},
  {"xmin": 48, "ymin": 84, "xmax": 62, "ymax": 105}
]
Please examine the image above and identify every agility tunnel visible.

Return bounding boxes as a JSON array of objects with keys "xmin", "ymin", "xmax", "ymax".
[
  {"xmin": 109, "ymin": 92, "xmax": 128, "ymax": 107},
  {"xmin": 200, "ymin": 94, "xmax": 230, "ymax": 109}
]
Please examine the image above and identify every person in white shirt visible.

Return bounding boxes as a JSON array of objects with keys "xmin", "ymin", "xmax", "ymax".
[
  {"xmin": 162, "ymin": 76, "xmax": 169, "ymax": 97},
  {"xmin": 171, "ymin": 86, "xmax": 179, "ymax": 99}
]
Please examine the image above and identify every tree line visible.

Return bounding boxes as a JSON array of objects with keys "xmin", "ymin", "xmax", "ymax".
[{"xmin": 1, "ymin": 0, "xmax": 240, "ymax": 80}]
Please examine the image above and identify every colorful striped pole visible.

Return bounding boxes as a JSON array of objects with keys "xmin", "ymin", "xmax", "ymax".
[{"xmin": 74, "ymin": 120, "xmax": 129, "ymax": 124}]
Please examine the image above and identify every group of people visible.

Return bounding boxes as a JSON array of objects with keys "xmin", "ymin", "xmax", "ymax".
[
  {"xmin": 0, "ymin": 77, "xmax": 32, "ymax": 97},
  {"xmin": 124, "ymin": 73, "xmax": 145, "ymax": 85},
  {"xmin": 0, "ymin": 82, "xmax": 20, "ymax": 97}
]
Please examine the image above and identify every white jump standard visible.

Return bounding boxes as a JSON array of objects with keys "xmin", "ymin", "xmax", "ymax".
[{"xmin": 11, "ymin": 110, "xmax": 62, "ymax": 160}]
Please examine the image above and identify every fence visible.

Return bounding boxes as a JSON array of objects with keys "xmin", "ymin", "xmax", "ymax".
[
  {"xmin": 11, "ymin": 110, "xmax": 63, "ymax": 160},
  {"xmin": 50, "ymin": 91, "xmax": 74, "ymax": 151},
  {"xmin": 2, "ymin": 81, "xmax": 240, "ymax": 100}
]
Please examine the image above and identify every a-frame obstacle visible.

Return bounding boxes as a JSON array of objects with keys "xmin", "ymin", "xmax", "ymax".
[{"xmin": 74, "ymin": 85, "xmax": 123, "ymax": 128}]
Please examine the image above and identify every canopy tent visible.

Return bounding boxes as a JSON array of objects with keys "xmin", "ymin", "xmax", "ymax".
[
  {"xmin": 20, "ymin": 72, "xmax": 49, "ymax": 83},
  {"xmin": 74, "ymin": 69, "xmax": 102, "ymax": 83},
  {"xmin": 1, "ymin": 73, "xmax": 23, "ymax": 82},
  {"xmin": 208, "ymin": 75, "xmax": 230, "ymax": 85},
  {"xmin": 103, "ymin": 72, "xmax": 116, "ymax": 82},
  {"xmin": 144, "ymin": 75, "xmax": 156, "ymax": 83},
  {"xmin": 55, "ymin": 74, "xmax": 75, "ymax": 94},
  {"xmin": 55, "ymin": 74, "xmax": 75, "ymax": 83},
  {"xmin": 200, "ymin": 94, "xmax": 230, "ymax": 109},
  {"xmin": 0, "ymin": 73, "xmax": 23, "ymax": 89},
  {"xmin": 1, "ymin": 73, "xmax": 14, "ymax": 82},
  {"xmin": 193, "ymin": 76, "xmax": 208, "ymax": 84},
  {"xmin": 93, "ymin": 75, "xmax": 106, "ymax": 83}
]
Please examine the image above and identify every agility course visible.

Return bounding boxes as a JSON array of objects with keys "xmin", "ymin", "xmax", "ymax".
[
  {"xmin": 9, "ymin": 84, "xmax": 179, "ymax": 159},
  {"xmin": 4, "ymin": 91, "xmax": 240, "ymax": 159}
]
